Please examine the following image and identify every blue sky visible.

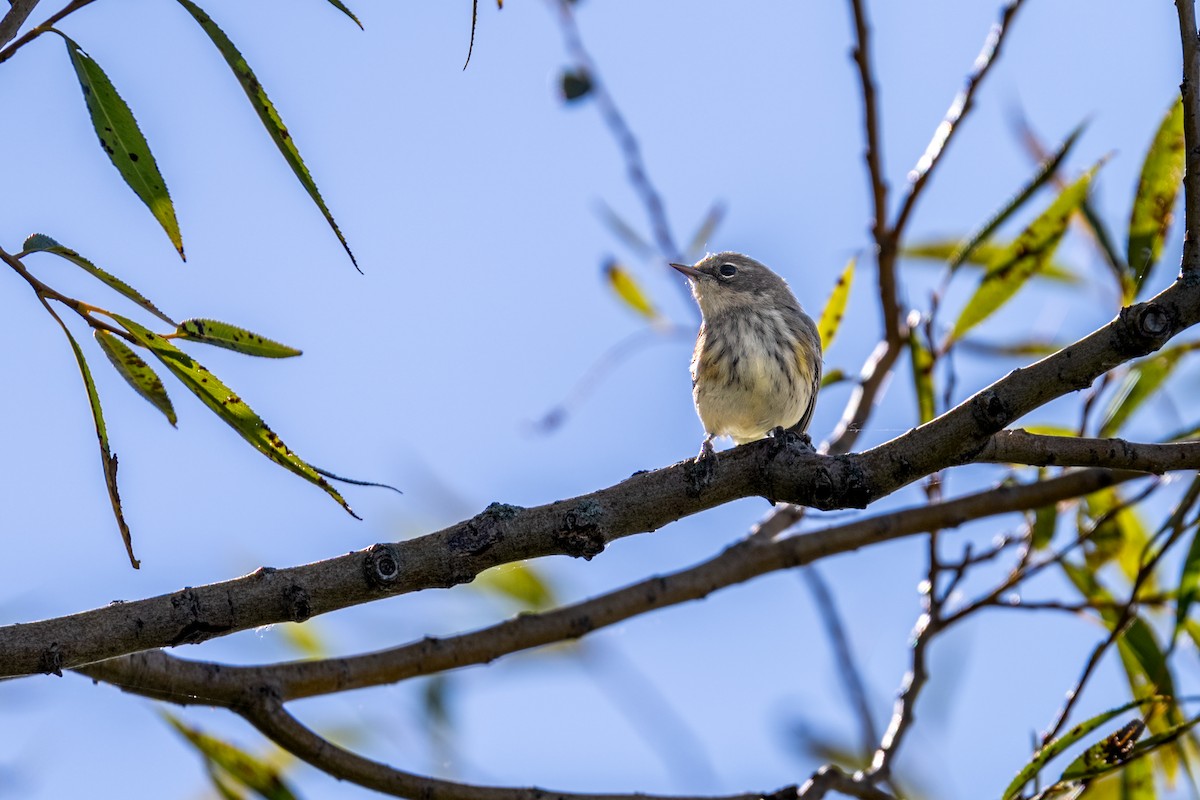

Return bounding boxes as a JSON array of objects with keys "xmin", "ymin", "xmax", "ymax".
[{"xmin": 0, "ymin": 1, "xmax": 1193, "ymax": 798}]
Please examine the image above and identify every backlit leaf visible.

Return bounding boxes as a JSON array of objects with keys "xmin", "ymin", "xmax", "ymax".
[
  {"xmin": 950, "ymin": 122, "xmax": 1086, "ymax": 273},
  {"xmin": 604, "ymin": 260, "xmax": 660, "ymax": 323},
  {"xmin": 1174, "ymin": 521, "xmax": 1200, "ymax": 646},
  {"xmin": 21, "ymin": 234, "xmax": 175, "ymax": 325},
  {"xmin": 174, "ymin": 0, "xmax": 356, "ymax": 270},
  {"xmin": 1128, "ymin": 99, "xmax": 1185, "ymax": 294},
  {"xmin": 902, "ymin": 239, "xmax": 1079, "ymax": 283},
  {"xmin": 1002, "ymin": 696, "xmax": 1169, "ymax": 800},
  {"xmin": 685, "ymin": 202, "xmax": 726, "ymax": 261},
  {"xmin": 907, "ymin": 315, "xmax": 935, "ymax": 425},
  {"xmin": 164, "ymin": 713, "xmax": 297, "ymax": 800},
  {"xmin": 111, "ymin": 313, "xmax": 356, "ymax": 517},
  {"xmin": 817, "ymin": 257, "xmax": 854, "ymax": 351},
  {"xmin": 176, "ymin": 319, "xmax": 302, "ymax": 358},
  {"xmin": 56, "ymin": 33, "xmax": 183, "ymax": 259},
  {"xmin": 1098, "ymin": 343, "xmax": 1198, "ymax": 437},
  {"xmin": 1055, "ymin": 715, "xmax": 1200, "ymax": 789},
  {"xmin": 95, "ymin": 330, "xmax": 176, "ymax": 426},
  {"xmin": 951, "ymin": 164, "xmax": 1099, "ymax": 341},
  {"xmin": 475, "ymin": 562, "xmax": 556, "ymax": 611}
]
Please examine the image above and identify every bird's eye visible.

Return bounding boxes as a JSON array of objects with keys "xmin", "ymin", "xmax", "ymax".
[{"xmin": 718, "ymin": 263, "xmax": 738, "ymax": 277}]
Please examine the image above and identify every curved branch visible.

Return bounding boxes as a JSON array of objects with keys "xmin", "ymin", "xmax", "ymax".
[
  {"xmin": 1177, "ymin": 0, "xmax": 1200, "ymax": 273},
  {"xmin": 979, "ymin": 430, "xmax": 1200, "ymax": 472},
  {"xmin": 82, "ymin": 467, "xmax": 1136, "ymax": 707},
  {"xmin": 240, "ymin": 697, "xmax": 786, "ymax": 800}
]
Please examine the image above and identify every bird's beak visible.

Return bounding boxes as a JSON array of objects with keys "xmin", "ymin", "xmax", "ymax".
[{"xmin": 670, "ymin": 262, "xmax": 704, "ymax": 279}]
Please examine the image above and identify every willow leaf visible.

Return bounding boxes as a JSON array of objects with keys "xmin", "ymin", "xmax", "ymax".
[
  {"xmin": 475, "ymin": 562, "xmax": 557, "ymax": 611},
  {"xmin": 1128, "ymin": 98, "xmax": 1185, "ymax": 293},
  {"xmin": 902, "ymin": 239, "xmax": 1079, "ymax": 283},
  {"xmin": 1175, "ymin": 524, "xmax": 1200, "ymax": 645},
  {"xmin": 176, "ymin": 319, "xmax": 302, "ymax": 358},
  {"xmin": 604, "ymin": 261, "xmax": 660, "ymax": 323},
  {"xmin": 56, "ymin": 33, "xmax": 183, "ymax": 259},
  {"xmin": 95, "ymin": 330, "xmax": 176, "ymax": 425},
  {"xmin": 21, "ymin": 234, "xmax": 175, "ymax": 325},
  {"xmin": 907, "ymin": 320, "xmax": 935, "ymax": 425},
  {"xmin": 1001, "ymin": 696, "xmax": 1169, "ymax": 800},
  {"xmin": 951, "ymin": 164, "xmax": 1099, "ymax": 341},
  {"xmin": 163, "ymin": 713, "xmax": 297, "ymax": 800},
  {"xmin": 685, "ymin": 201, "xmax": 726, "ymax": 261},
  {"xmin": 111, "ymin": 314, "xmax": 355, "ymax": 517},
  {"xmin": 1098, "ymin": 343, "xmax": 1198, "ymax": 437},
  {"xmin": 1056, "ymin": 715, "xmax": 1200, "ymax": 787},
  {"xmin": 174, "ymin": 0, "xmax": 356, "ymax": 270},
  {"xmin": 44, "ymin": 306, "xmax": 138, "ymax": 568},
  {"xmin": 950, "ymin": 122, "xmax": 1086, "ymax": 273},
  {"xmin": 323, "ymin": 0, "xmax": 362, "ymax": 29},
  {"xmin": 817, "ymin": 257, "xmax": 854, "ymax": 351}
]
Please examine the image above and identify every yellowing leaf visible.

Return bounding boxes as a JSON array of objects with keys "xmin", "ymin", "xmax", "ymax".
[
  {"xmin": 951, "ymin": 163, "xmax": 1100, "ymax": 341},
  {"xmin": 902, "ymin": 239, "xmax": 1079, "ymax": 283},
  {"xmin": 95, "ymin": 330, "xmax": 176, "ymax": 426},
  {"xmin": 475, "ymin": 562, "xmax": 556, "ymax": 611},
  {"xmin": 604, "ymin": 260, "xmax": 660, "ymax": 323},
  {"xmin": 817, "ymin": 257, "xmax": 854, "ymax": 351}
]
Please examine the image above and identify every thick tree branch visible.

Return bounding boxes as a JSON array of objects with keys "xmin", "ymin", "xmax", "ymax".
[
  {"xmin": 83, "ymin": 468, "xmax": 1136, "ymax": 708},
  {"xmin": 979, "ymin": 429, "xmax": 1200, "ymax": 472},
  {"xmin": 6, "ymin": 278, "xmax": 1197, "ymax": 679}
]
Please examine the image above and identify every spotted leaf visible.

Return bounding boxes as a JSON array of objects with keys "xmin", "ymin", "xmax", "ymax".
[
  {"xmin": 176, "ymin": 319, "xmax": 301, "ymax": 358},
  {"xmin": 95, "ymin": 330, "xmax": 176, "ymax": 426}
]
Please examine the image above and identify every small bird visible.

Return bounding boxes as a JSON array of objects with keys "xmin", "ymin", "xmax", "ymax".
[{"xmin": 670, "ymin": 252, "xmax": 822, "ymax": 460}]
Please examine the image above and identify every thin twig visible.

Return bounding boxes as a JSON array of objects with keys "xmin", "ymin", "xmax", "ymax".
[
  {"xmin": 891, "ymin": 0, "xmax": 1026, "ymax": 238},
  {"xmin": 802, "ymin": 567, "xmax": 880, "ymax": 755},
  {"xmin": 0, "ymin": 0, "xmax": 39, "ymax": 49},
  {"xmin": 1176, "ymin": 0, "xmax": 1200, "ymax": 273},
  {"xmin": 846, "ymin": 0, "xmax": 889, "ymax": 255},
  {"xmin": 0, "ymin": 0, "xmax": 95, "ymax": 64},
  {"xmin": 799, "ymin": 765, "xmax": 898, "ymax": 800}
]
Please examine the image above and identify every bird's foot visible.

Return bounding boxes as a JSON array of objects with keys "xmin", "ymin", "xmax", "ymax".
[
  {"xmin": 687, "ymin": 436, "xmax": 718, "ymax": 492},
  {"xmin": 770, "ymin": 426, "xmax": 814, "ymax": 452}
]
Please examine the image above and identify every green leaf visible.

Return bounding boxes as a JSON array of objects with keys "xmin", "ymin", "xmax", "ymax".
[
  {"xmin": 1128, "ymin": 99, "xmax": 1185, "ymax": 294},
  {"xmin": 55, "ymin": 33, "xmax": 183, "ymax": 259},
  {"xmin": 21, "ymin": 236, "xmax": 176, "ymax": 326},
  {"xmin": 323, "ymin": 0, "xmax": 362, "ymax": 29},
  {"xmin": 820, "ymin": 368, "xmax": 847, "ymax": 388},
  {"xmin": 111, "ymin": 313, "xmax": 356, "ymax": 517},
  {"xmin": 43, "ymin": 305, "xmax": 139, "ymax": 568},
  {"xmin": 475, "ymin": 562, "xmax": 556, "ymax": 611},
  {"xmin": 902, "ymin": 239, "xmax": 1080, "ymax": 283},
  {"xmin": 1078, "ymin": 488, "xmax": 1152, "ymax": 583},
  {"xmin": 907, "ymin": 316, "xmax": 935, "ymax": 425},
  {"xmin": 949, "ymin": 122, "xmax": 1086, "ymax": 273},
  {"xmin": 163, "ymin": 713, "xmax": 297, "ymax": 800},
  {"xmin": 596, "ymin": 200, "xmax": 654, "ymax": 259},
  {"xmin": 95, "ymin": 330, "xmax": 177, "ymax": 426},
  {"xmin": 176, "ymin": 319, "xmax": 302, "ymax": 358},
  {"xmin": 817, "ymin": 257, "xmax": 855, "ymax": 351},
  {"xmin": 1098, "ymin": 343, "xmax": 1199, "ymax": 438},
  {"xmin": 958, "ymin": 337, "xmax": 1064, "ymax": 358},
  {"xmin": 174, "ymin": 0, "xmax": 356, "ymax": 270},
  {"xmin": 1031, "ymin": 500, "xmax": 1058, "ymax": 549},
  {"xmin": 1059, "ymin": 719, "xmax": 1146, "ymax": 783},
  {"xmin": 1057, "ymin": 715, "xmax": 1200, "ymax": 788},
  {"xmin": 1174, "ymin": 522, "xmax": 1200, "ymax": 645},
  {"xmin": 1002, "ymin": 696, "xmax": 1169, "ymax": 800},
  {"xmin": 951, "ymin": 163, "xmax": 1100, "ymax": 341},
  {"xmin": 277, "ymin": 621, "xmax": 328, "ymax": 659}
]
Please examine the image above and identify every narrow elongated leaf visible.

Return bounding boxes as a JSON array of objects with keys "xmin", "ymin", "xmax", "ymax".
[
  {"xmin": 1099, "ymin": 343, "xmax": 1198, "ymax": 437},
  {"xmin": 1057, "ymin": 715, "xmax": 1200, "ymax": 787},
  {"xmin": 163, "ymin": 714, "xmax": 297, "ymax": 800},
  {"xmin": 21, "ymin": 233, "xmax": 175, "ymax": 325},
  {"xmin": 1031, "ymin": 500, "xmax": 1058, "ymax": 549},
  {"xmin": 907, "ymin": 317, "xmax": 935, "ymax": 425},
  {"xmin": 43, "ymin": 305, "xmax": 139, "ymax": 568},
  {"xmin": 1128, "ymin": 99, "xmax": 1185, "ymax": 292},
  {"xmin": 95, "ymin": 330, "xmax": 176, "ymax": 425},
  {"xmin": 902, "ymin": 239, "xmax": 1079, "ymax": 283},
  {"xmin": 1001, "ymin": 696, "xmax": 1168, "ymax": 800},
  {"xmin": 1059, "ymin": 719, "xmax": 1146, "ymax": 783},
  {"xmin": 817, "ymin": 257, "xmax": 854, "ymax": 350},
  {"xmin": 111, "ymin": 314, "xmax": 355, "ymax": 516},
  {"xmin": 55, "ymin": 33, "xmax": 183, "ymax": 259},
  {"xmin": 950, "ymin": 122, "xmax": 1086, "ymax": 272},
  {"xmin": 323, "ymin": 0, "xmax": 362, "ymax": 29},
  {"xmin": 596, "ymin": 201, "xmax": 654, "ymax": 258},
  {"xmin": 176, "ymin": 319, "xmax": 302, "ymax": 358},
  {"xmin": 951, "ymin": 164, "xmax": 1099, "ymax": 341},
  {"xmin": 1175, "ymin": 524, "xmax": 1200, "ymax": 645},
  {"xmin": 604, "ymin": 260, "xmax": 660, "ymax": 323},
  {"xmin": 174, "ymin": 0, "xmax": 356, "ymax": 270}
]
